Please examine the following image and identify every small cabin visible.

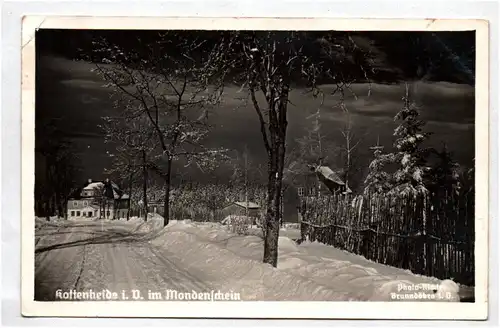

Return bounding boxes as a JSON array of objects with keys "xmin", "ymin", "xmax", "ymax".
[
  {"xmin": 295, "ymin": 165, "xmax": 352, "ymax": 198},
  {"xmin": 220, "ymin": 201, "xmax": 261, "ymax": 221}
]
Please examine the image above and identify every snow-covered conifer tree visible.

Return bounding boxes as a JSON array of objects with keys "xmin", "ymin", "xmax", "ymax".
[
  {"xmin": 363, "ymin": 136, "xmax": 394, "ymax": 194},
  {"xmin": 427, "ymin": 144, "xmax": 462, "ymax": 196},
  {"xmin": 390, "ymin": 83, "xmax": 431, "ymax": 196}
]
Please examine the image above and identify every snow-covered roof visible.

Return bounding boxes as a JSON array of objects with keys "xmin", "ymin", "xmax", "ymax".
[
  {"xmin": 83, "ymin": 182, "xmax": 104, "ymax": 190},
  {"xmin": 315, "ymin": 166, "xmax": 346, "ymax": 186},
  {"xmin": 310, "ymin": 165, "xmax": 352, "ymax": 194},
  {"xmin": 112, "ymin": 189, "xmax": 120, "ymax": 199},
  {"xmin": 81, "ymin": 180, "xmax": 128, "ymax": 200},
  {"xmin": 233, "ymin": 201, "xmax": 261, "ymax": 209},
  {"xmin": 315, "ymin": 166, "xmax": 352, "ymax": 193}
]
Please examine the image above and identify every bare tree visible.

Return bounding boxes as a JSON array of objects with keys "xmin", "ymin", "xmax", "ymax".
[
  {"xmin": 337, "ymin": 105, "xmax": 365, "ymax": 192},
  {"xmin": 296, "ymin": 108, "xmax": 339, "ymax": 169},
  {"xmin": 208, "ymin": 31, "xmax": 372, "ymax": 266},
  {"xmin": 91, "ymin": 33, "xmax": 228, "ymax": 226},
  {"xmin": 35, "ymin": 118, "xmax": 81, "ymax": 220},
  {"xmin": 102, "ymin": 115, "xmax": 155, "ymax": 221}
]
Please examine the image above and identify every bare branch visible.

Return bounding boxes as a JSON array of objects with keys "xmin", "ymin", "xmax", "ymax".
[{"xmin": 249, "ymin": 86, "xmax": 271, "ymax": 155}]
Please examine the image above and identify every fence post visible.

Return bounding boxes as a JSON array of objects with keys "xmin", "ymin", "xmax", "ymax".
[
  {"xmin": 360, "ymin": 227, "xmax": 372, "ymax": 260},
  {"xmin": 425, "ymin": 194, "xmax": 433, "ymax": 278}
]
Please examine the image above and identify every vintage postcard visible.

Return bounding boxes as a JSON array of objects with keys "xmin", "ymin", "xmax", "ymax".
[{"xmin": 21, "ymin": 16, "xmax": 489, "ymax": 319}]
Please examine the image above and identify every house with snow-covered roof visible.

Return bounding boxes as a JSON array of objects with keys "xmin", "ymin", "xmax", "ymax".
[
  {"xmin": 219, "ymin": 201, "xmax": 262, "ymax": 223},
  {"xmin": 295, "ymin": 165, "xmax": 351, "ymax": 198},
  {"xmin": 67, "ymin": 178, "xmax": 130, "ymax": 220},
  {"xmin": 293, "ymin": 165, "xmax": 352, "ymax": 223}
]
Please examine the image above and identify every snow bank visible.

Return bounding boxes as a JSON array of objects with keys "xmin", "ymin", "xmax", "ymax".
[
  {"xmin": 127, "ymin": 216, "xmax": 144, "ymax": 223},
  {"xmin": 247, "ymin": 226, "xmax": 301, "ymax": 241},
  {"xmin": 150, "ymin": 222, "xmax": 356, "ymax": 301},
  {"xmin": 221, "ymin": 215, "xmax": 254, "ymax": 235},
  {"xmin": 151, "ymin": 221, "xmax": 460, "ymax": 302},
  {"xmin": 283, "ymin": 223, "xmax": 301, "ymax": 230},
  {"xmin": 67, "ymin": 216, "xmax": 97, "ymax": 222},
  {"xmin": 35, "ymin": 216, "xmax": 66, "ymax": 228},
  {"xmin": 437, "ymin": 280, "xmax": 460, "ymax": 301},
  {"xmin": 135, "ymin": 216, "xmax": 164, "ymax": 234},
  {"xmin": 122, "ymin": 214, "xmax": 171, "ymax": 235},
  {"xmin": 35, "ymin": 217, "xmax": 50, "ymax": 229}
]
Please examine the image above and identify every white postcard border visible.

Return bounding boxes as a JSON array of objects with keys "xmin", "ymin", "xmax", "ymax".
[{"xmin": 20, "ymin": 16, "xmax": 489, "ymax": 320}]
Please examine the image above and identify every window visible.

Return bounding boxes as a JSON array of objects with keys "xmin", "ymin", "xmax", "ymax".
[
  {"xmin": 76, "ymin": 211, "xmax": 81, "ymax": 216},
  {"xmin": 88, "ymin": 211, "xmax": 92, "ymax": 217},
  {"xmin": 83, "ymin": 201, "xmax": 88, "ymax": 206},
  {"xmin": 82, "ymin": 212, "xmax": 86, "ymax": 217},
  {"xmin": 73, "ymin": 201, "xmax": 78, "ymax": 207},
  {"xmin": 71, "ymin": 211, "xmax": 75, "ymax": 217},
  {"xmin": 297, "ymin": 187, "xmax": 304, "ymax": 197},
  {"xmin": 309, "ymin": 188, "xmax": 315, "ymax": 196}
]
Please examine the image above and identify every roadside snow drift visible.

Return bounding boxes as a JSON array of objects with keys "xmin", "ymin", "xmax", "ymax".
[
  {"xmin": 148, "ymin": 220, "xmax": 460, "ymax": 302},
  {"xmin": 150, "ymin": 221, "xmax": 355, "ymax": 301}
]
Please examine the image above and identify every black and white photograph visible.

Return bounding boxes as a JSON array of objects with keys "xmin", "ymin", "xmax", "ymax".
[{"xmin": 21, "ymin": 17, "xmax": 489, "ymax": 319}]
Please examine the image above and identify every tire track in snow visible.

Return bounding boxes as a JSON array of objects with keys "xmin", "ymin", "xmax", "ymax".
[
  {"xmin": 73, "ymin": 244, "xmax": 87, "ymax": 291},
  {"xmin": 35, "ymin": 220, "xmax": 218, "ymax": 301},
  {"xmin": 35, "ymin": 224, "xmax": 88, "ymax": 300}
]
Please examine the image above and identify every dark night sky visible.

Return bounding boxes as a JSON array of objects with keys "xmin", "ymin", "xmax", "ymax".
[{"xmin": 35, "ymin": 29, "xmax": 475, "ymax": 190}]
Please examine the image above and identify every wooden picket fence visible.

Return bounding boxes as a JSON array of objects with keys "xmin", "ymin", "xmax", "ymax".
[{"xmin": 299, "ymin": 190, "xmax": 475, "ymax": 286}]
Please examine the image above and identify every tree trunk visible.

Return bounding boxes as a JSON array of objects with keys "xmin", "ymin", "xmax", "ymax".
[
  {"xmin": 127, "ymin": 173, "xmax": 133, "ymax": 221},
  {"xmin": 263, "ymin": 156, "xmax": 278, "ymax": 266},
  {"xmin": 46, "ymin": 195, "xmax": 51, "ymax": 220},
  {"xmin": 63, "ymin": 199, "xmax": 68, "ymax": 220},
  {"xmin": 142, "ymin": 150, "xmax": 148, "ymax": 222},
  {"xmin": 163, "ymin": 159, "xmax": 173, "ymax": 227},
  {"xmin": 45, "ymin": 195, "xmax": 50, "ymax": 221},
  {"xmin": 261, "ymin": 90, "xmax": 289, "ymax": 268},
  {"xmin": 55, "ymin": 191, "xmax": 62, "ymax": 218},
  {"xmin": 263, "ymin": 160, "xmax": 285, "ymax": 266},
  {"xmin": 263, "ymin": 140, "xmax": 286, "ymax": 267}
]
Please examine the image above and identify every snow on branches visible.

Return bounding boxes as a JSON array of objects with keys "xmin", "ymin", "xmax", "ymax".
[
  {"xmin": 91, "ymin": 32, "xmax": 228, "ymax": 226},
  {"xmin": 364, "ymin": 84, "xmax": 432, "ymax": 197},
  {"xmin": 391, "ymin": 84, "xmax": 432, "ymax": 196}
]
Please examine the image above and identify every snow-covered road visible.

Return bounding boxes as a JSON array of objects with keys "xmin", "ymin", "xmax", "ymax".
[
  {"xmin": 34, "ymin": 218, "xmax": 469, "ymax": 302},
  {"xmin": 35, "ymin": 220, "xmax": 211, "ymax": 301}
]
